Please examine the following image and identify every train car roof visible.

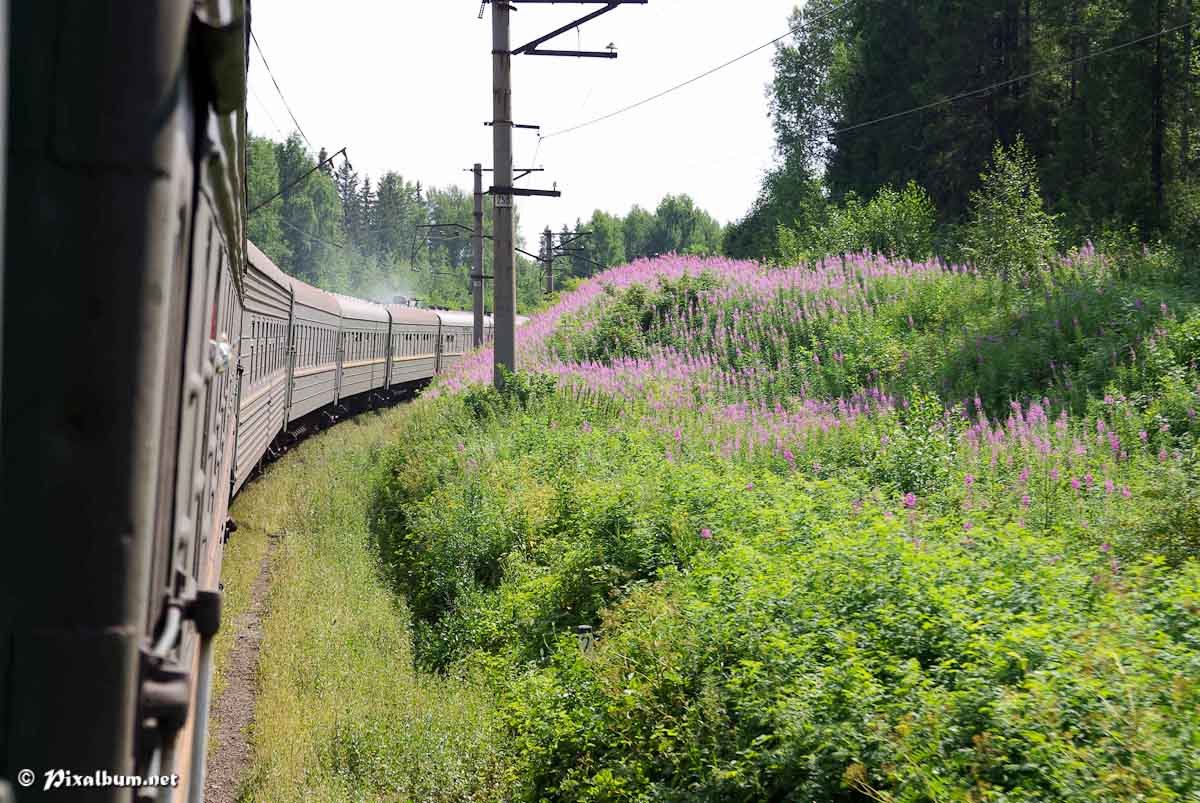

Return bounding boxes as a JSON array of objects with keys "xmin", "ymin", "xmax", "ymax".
[
  {"xmin": 333, "ymin": 293, "xmax": 390, "ymax": 324},
  {"xmin": 246, "ymin": 241, "xmax": 292, "ymax": 291},
  {"xmin": 433, "ymin": 310, "xmax": 476, "ymax": 328},
  {"xmin": 289, "ymin": 276, "xmax": 342, "ymax": 315},
  {"xmin": 385, "ymin": 305, "xmax": 442, "ymax": 326}
]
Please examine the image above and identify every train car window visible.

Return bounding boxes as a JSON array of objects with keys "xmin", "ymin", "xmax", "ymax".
[{"xmin": 253, "ymin": 319, "xmax": 260, "ymax": 383}]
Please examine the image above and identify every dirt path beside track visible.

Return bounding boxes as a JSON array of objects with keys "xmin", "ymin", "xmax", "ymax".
[{"xmin": 204, "ymin": 538, "xmax": 275, "ymax": 803}]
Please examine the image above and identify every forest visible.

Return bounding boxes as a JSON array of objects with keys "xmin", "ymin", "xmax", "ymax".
[
  {"xmin": 727, "ymin": 0, "xmax": 1199, "ymax": 262},
  {"xmin": 245, "ymin": 133, "xmax": 725, "ymax": 311}
]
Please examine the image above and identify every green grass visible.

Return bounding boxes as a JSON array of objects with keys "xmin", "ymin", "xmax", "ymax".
[
  {"xmin": 207, "ymin": 484, "xmax": 271, "ymax": 761},
  {"xmin": 223, "ymin": 409, "xmax": 512, "ymax": 802}
]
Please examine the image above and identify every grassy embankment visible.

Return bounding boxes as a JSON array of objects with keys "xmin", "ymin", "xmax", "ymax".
[
  {"xmin": 367, "ymin": 248, "xmax": 1200, "ymax": 801},
  {"xmin": 211, "ymin": 410, "xmax": 512, "ymax": 802}
]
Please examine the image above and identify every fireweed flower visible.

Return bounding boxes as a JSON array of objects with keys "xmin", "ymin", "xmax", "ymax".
[
  {"xmin": 1100, "ymin": 542, "xmax": 1111, "ymax": 553},
  {"xmin": 1051, "ymin": 468, "xmax": 1061, "ymax": 481},
  {"xmin": 903, "ymin": 492, "xmax": 917, "ymax": 508},
  {"xmin": 964, "ymin": 474, "xmax": 976, "ymax": 488},
  {"xmin": 1084, "ymin": 473, "xmax": 1094, "ymax": 487},
  {"xmin": 1070, "ymin": 477, "xmax": 1082, "ymax": 491},
  {"xmin": 700, "ymin": 527, "xmax": 712, "ymax": 540},
  {"xmin": 1021, "ymin": 494, "xmax": 1031, "ymax": 508},
  {"xmin": 1019, "ymin": 466, "xmax": 1030, "ymax": 483},
  {"xmin": 1121, "ymin": 485, "xmax": 1132, "ymax": 498}
]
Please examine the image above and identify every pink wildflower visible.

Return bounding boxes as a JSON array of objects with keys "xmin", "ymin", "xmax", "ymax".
[
  {"xmin": 1121, "ymin": 486, "xmax": 1131, "ymax": 498},
  {"xmin": 902, "ymin": 492, "xmax": 917, "ymax": 509},
  {"xmin": 700, "ymin": 527, "xmax": 712, "ymax": 540},
  {"xmin": 1021, "ymin": 494, "xmax": 1031, "ymax": 508}
]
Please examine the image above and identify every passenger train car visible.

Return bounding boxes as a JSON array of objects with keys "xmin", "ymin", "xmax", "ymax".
[{"xmin": 0, "ymin": 4, "xmax": 512, "ymax": 800}]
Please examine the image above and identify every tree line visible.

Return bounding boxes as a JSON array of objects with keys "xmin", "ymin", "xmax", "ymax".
[
  {"xmin": 247, "ymin": 133, "xmax": 728, "ymax": 310},
  {"xmin": 247, "ymin": 133, "xmax": 548, "ymax": 311},
  {"xmin": 727, "ymin": 0, "xmax": 1199, "ymax": 260}
]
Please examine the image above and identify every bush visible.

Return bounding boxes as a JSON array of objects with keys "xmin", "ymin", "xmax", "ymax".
[
  {"xmin": 778, "ymin": 181, "xmax": 938, "ymax": 263},
  {"xmin": 505, "ymin": 509, "xmax": 1200, "ymax": 803},
  {"xmin": 964, "ymin": 137, "xmax": 1060, "ymax": 287}
]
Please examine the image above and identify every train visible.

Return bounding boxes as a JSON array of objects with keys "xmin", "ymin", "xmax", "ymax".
[
  {"xmin": 0, "ymin": 3, "xmax": 516, "ymax": 801},
  {"xmin": 232, "ymin": 243, "xmax": 504, "ymax": 496}
]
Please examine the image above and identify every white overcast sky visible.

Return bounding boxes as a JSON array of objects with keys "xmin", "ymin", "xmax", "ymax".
[{"xmin": 248, "ymin": 1, "xmax": 800, "ymax": 247}]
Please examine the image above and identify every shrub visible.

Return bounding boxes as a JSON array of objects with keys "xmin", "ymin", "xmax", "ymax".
[
  {"xmin": 778, "ymin": 181, "xmax": 938, "ymax": 263},
  {"xmin": 964, "ymin": 137, "xmax": 1060, "ymax": 287}
]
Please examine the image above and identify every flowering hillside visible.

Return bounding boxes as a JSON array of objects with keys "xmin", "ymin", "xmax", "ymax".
[
  {"xmin": 434, "ymin": 250, "xmax": 1199, "ymax": 559},
  {"xmin": 371, "ymin": 250, "xmax": 1200, "ymax": 802}
]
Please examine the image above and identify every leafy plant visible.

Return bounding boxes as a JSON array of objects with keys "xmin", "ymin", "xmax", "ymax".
[{"xmin": 964, "ymin": 137, "xmax": 1060, "ymax": 288}]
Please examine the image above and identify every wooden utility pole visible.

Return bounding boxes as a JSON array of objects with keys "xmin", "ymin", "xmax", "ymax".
[
  {"xmin": 472, "ymin": 163, "xmax": 485, "ymax": 348},
  {"xmin": 543, "ymin": 227, "xmax": 554, "ymax": 294},
  {"xmin": 492, "ymin": 1, "xmax": 516, "ymax": 387}
]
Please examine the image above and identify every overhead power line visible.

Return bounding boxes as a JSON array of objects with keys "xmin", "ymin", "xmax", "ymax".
[
  {"xmin": 251, "ymin": 30, "xmax": 314, "ymax": 150},
  {"xmin": 834, "ymin": 22, "xmax": 1192, "ymax": 135},
  {"xmin": 249, "ymin": 84, "xmax": 286, "ymax": 139},
  {"xmin": 278, "ymin": 217, "xmax": 345, "ymax": 250},
  {"xmin": 541, "ymin": 0, "xmax": 860, "ymax": 139},
  {"xmin": 249, "ymin": 147, "xmax": 349, "ymax": 215}
]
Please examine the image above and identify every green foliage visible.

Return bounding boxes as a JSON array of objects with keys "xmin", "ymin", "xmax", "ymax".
[
  {"xmin": 371, "ymin": 383, "xmax": 1200, "ymax": 801},
  {"xmin": 777, "ymin": 181, "xmax": 937, "ymax": 263},
  {"xmin": 869, "ymin": 386, "xmax": 959, "ymax": 495},
  {"xmin": 564, "ymin": 197, "xmax": 725, "ymax": 282},
  {"xmin": 247, "ymin": 133, "xmax": 546, "ymax": 312},
  {"xmin": 1166, "ymin": 179, "xmax": 1200, "ymax": 250},
  {"xmin": 552, "ymin": 273, "xmax": 721, "ymax": 364},
  {"xmin": 506, "ymin": 518, "xmax": 1200, "ymax": 802},
  {"xmin": 964, "ymin": 138, "xmax": 1060, "ymax": 287},
  {"xmin": 365, "ymin": 235, "xmax": 1200, "ymax": 801},
  {"xmin": 226, "ymin": 406, "xmax": 512, "ymax": 802}
]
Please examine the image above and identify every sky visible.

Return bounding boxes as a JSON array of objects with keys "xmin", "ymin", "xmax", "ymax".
[{"xmin": 247, "ymin": 1, "xmax": 801, "ymax": 248}]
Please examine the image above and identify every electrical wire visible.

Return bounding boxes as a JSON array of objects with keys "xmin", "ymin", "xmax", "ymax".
[
  {"xmin": 541, "ymin": 0, "xmax": 860, "ymax": 139},
  {"xmin": 249, "ymin": 84, "xmax": 286, "ymax": 139},
  {"xmin": 279, "ymin": 216, "xmax": 346, "ymax": 249},
  {"xmin": 251, "ymin": 30, "xmax": 314, "ymax": 150},
  {"xmin": 832, "ymin": 22, "xmax": 1191, "ymax": 136}
]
